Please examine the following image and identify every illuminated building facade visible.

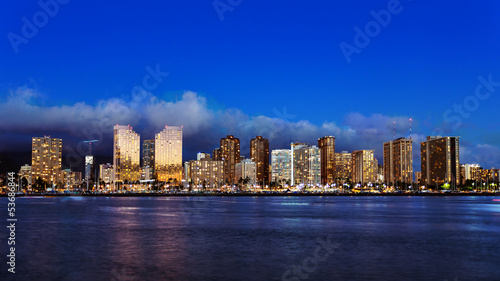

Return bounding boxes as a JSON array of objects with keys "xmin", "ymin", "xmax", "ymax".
[
  {"xmin": 31, "ymin": 136, "xmax": 62, "ymax": 185},
  {"xmin": 335, "ymin": 151, "xmax": 352, "ymax": 182},
  {"xmin": 271, "ymin": 149, "xmax": 291, "ymax": 184},
  {"xmin": 421, "ymin": 136, "xmax": 460, "ymax": 186},
  {"xmin": 113, "ymin": 125, "xmax": 140, "ymax": 184},
  {"xmin": 250, "ymin": 136, "xmax": 269, "ymax": 185},
  {"xmin": 85, "ymin": 155, "xmax": 94, "ymax": 183},
  {"xmin": 143, "ymin": 139, "xmax": 155, "ymax": 173},
  {"xmin": 155, "ymin": 126, "xmax": 183, "ymax": 183},
  {"xmin": 383, "ymin": 137, "xmax": 413, "ymax": 184},
  {"xmin": 220, "ymin": 135, "xmax": 240, "ymax": 184},
  {"xmin": 459, "ymin": 163, "xmax": 481, "ymax": 184},
  {"xmin": 235, "ymin": 159, "xmax": 257, "ymax": 185},
  {"xmin": 61, "ymin": 169, "xmax": 82, "ymax": 190},
  {"xmin": 197, "ymin": 152, "xmax": 211, "ymax": 161},
  {"xmin": 99, "ymin": 163, "xmax": 113, "ymax": 184},
  {"xmin": 318, "ymin": 136, "xmax": 336, "ymax": 185},
  {"xmin": 293, "ymin": 144, "xmax": 321, "ymax": 186},
  {"xmin": 291, "ymin": 143, "xmax": 307, "ymax": 186},
  {"xmin": 479, "ymin": 168, "xmax": 500, "ymax": 182},
  {"xmin": 352, "ymin": 150, "xmax": 376, "ymax": 184},
  {"xmin": 212, "ymin": 148, "xmax": 222, "ymax": 161},
  {"xmin": 415, "ymin": 171, "xmax": 422, "ymax": 184},
  {"xmin": 141, "ymin": 166, "xmax": 153, "ymax": 181},
  {"xmin": 186, "ymin": 158, "xmax": 224, "ymax": 188},
  {"xmin": 19, "ymin": 164, "xmax": 32, "ymax": 186}
]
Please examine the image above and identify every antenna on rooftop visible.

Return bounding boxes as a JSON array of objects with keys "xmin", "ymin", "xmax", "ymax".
[
  {"xmin": 393, "ymin": 121, "xmax": 396, "ymax": 140},
  {"xmin": 409, "ymin": 118, "xmax": 412, "ymax": 139}
]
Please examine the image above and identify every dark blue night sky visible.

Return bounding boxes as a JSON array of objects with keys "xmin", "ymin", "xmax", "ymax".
[{"xmin": 1, "ymin": 0, "xmax": 500, "ymax": 169}]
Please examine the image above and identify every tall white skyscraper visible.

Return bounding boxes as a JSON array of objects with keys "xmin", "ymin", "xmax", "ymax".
[
  {"xmin": 292, "ymin": 143, "xmax": 321, "ymax": 186},
  {"xmin": 271, "ymin": 149, "xmax": 291, "ymax": 184}
]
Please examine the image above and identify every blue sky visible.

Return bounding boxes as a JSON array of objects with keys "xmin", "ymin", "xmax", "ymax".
[{"xmin": 1, "ymin": 0, "xmax": 500, "ymax": 169}]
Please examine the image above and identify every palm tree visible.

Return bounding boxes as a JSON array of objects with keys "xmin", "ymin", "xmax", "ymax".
[{"xmin": 243, "ymin": 177, "xmax": 251, "ymax": 185}]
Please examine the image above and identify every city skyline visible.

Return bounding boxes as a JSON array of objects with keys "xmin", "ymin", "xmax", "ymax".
[
  {"xmin": 14, "ymin": 128, "xmax": 500, "ymax": 180},
  {"xmin": 2, "ymin": 2, "xmax": 500, "ymax": 173},
  {"xmin": 12, "ymin": 125, "xmax": 500, "ymax": 191},
  {"xmin": 2, "ymin": 2, "xmax": 500, "ymax": 280}
]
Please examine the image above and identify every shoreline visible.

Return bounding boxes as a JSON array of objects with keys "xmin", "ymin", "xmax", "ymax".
[{"xmin": 2, "ymin": 192, "xmax": 500, "ymax": 197}]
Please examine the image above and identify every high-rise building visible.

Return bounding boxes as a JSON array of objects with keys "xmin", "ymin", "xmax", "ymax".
[
  {"xmin": 421, "ymin": 136, "xmax": 460, "ymax": 186},
  {"xmin": 271, "ymin": 149, "xmax": 292, "ymax": 185},
  {"xmin": 352, "ymin": 150, "xmax": 376, "ymax": 184},
  {"xmin": 186, "ymin": 158, "xmax": 224, "ymax": 189},
  {"xmin": 459, "ymin": 163, "xmax": 481, "ymax": 184},
  {"xmin": 31, "ymin": 136, "xmax": 62, "ymax": 185},
  {"xmin": 155, "ymin": 126, "xmax": 183, "ymax": 183},
  {"xmin": 212, "ymin": 148, "xmax": 222, "ymax": 161},
  {"xmin": 220, "ymin": 135, "xmax": 240, "ymax": 184},
  {"xmin": 113, "ymin": 125, "xmax": 140, "ymax": 184},
  {"xmin": 85, "ymin": 155, "xmax": 94, "ymax": 183},
  {"xmin": 383, "ymin": 137, "xmax": 413, "ymax": 185},
  {"xmin": 99, "ymin": 163, "xmax": 114, "ymax": 184},
  {"xmin": 143, "ymin": 139, "xmax": 155, "ymax": 173},
  {"xmin": 478, "ymin": 168, "xmax": 500, "ymax": 182},
  {"xmin": 291, "ymin": 143, "xmax": 307, "ymax": 186},
  {"xmin": 235, "ymin": 159, "xmax": 257, "ymax": 185},
  {"xmin": 61, "ymin": 169, "xmax": 82, "ymax": 190},
  {"xmin": 293, "ymin": 144, "xmax": 321, "ymax": 186},
  {"xmin": 318, "ymin": 136, "xmax": 336, "ymax": 185},
  {"xmin": 335, "ymin": 151, "xmax": 352, "ymax": 182},
  {"xmin": 250, "ymin": 136, "xmax": 269, "ymax": 185}
]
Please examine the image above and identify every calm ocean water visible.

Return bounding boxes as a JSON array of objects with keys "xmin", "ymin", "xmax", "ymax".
[{"xmin": 1, "ymin": 196, "xmax": 499, "ymax": 281}]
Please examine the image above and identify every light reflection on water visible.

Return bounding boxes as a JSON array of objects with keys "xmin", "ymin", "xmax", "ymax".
[{"xmin": 0, "ymin": 196, "xmax": 499, "ymax": 281}]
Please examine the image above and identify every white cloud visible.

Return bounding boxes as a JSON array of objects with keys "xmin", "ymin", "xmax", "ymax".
[
  {"xmin": 461, "ymin": 144, "xmax": 500, "ymax": 169},
  {"xmin": 1, "ymin": 87, "xmax": 499, "ymax": 170}
]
